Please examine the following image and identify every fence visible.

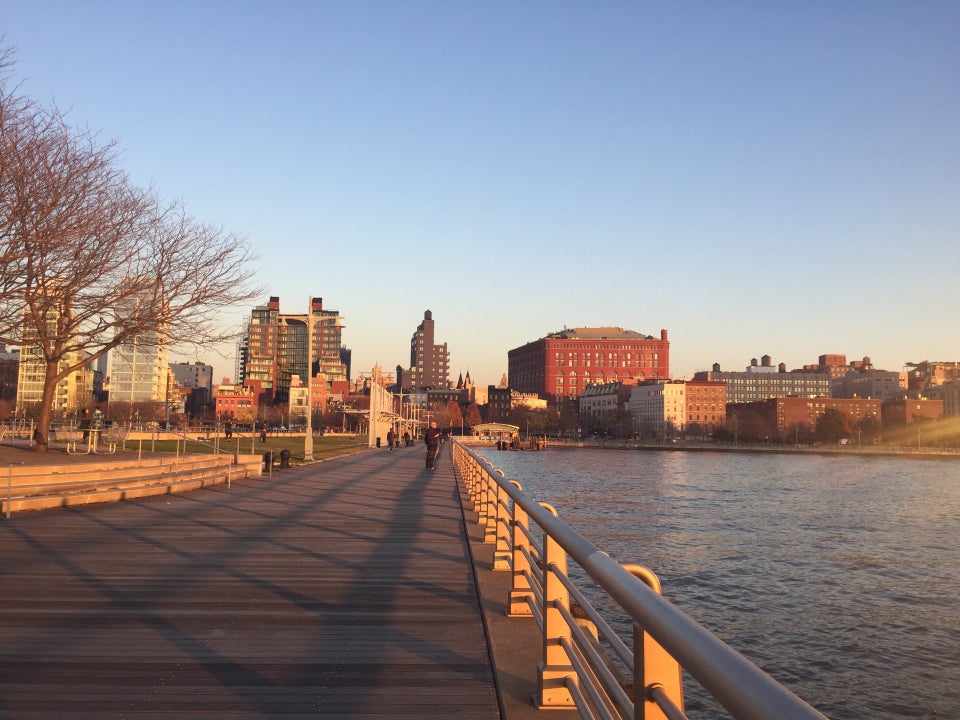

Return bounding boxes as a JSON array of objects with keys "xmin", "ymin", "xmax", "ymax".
[{"xmin": 452, "ymin": 440, "xmax": 827, "ymax": 720}]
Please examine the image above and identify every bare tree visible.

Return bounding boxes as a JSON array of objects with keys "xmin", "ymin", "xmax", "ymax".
[{"xmin": 0, "ymin": 52, "xmax": 260, "ymax": 450}]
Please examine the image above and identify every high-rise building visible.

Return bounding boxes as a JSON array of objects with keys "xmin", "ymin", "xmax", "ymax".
[
  {"xmin": 108, "ymin": 291, "xmax": 170, "ymax": 405},
  {"xmin": 238, "ymin": 297, "xmax": 348, "ymax": 405},
  {"xmin": 398, "ymin": 310, "xmax": 450, "ymax": 390},
  {"xmin": 509, "ymin": 327, "xmax": 670, "ymax": 404},
  {"xmin": 15, "ymin": 311, "xmax": 95, "ymax": 415},
  {"xmin": 109, "ymin": 332, "xmax": 169, "ymax": 404}
]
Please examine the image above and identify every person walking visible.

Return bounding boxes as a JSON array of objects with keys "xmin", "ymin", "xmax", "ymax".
[
  {"xmin": 424, "ymin": 421, "xmax": 441, "ymax": 470},
  {"xmin": 386, "ymin": 428, "xmax": 395, "ymax": 451}
]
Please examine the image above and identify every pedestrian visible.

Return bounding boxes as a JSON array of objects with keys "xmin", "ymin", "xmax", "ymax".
[
  {"xmin": 224, "ymin": 421, "xmax": 233, "ymax": 440},
  {"xmin": 260, "ymin": 423, "xmax": 267, "ymax": 444},
  {"xmin": 387, "ymin": 428, "xmax": 394, "ymax": 451},
  {"xmin": 403, "ymin": 431, "xmax": 411, "ymax": 447},
  {"xmin": 424, "ymin": 421, "xmax": 441, "ymax": 470},
  {"xmin": 79, "ymin": 408, "xmax": 91, "ymax": 442}
]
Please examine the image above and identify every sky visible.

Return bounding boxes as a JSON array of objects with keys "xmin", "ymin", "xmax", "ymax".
[{"xmin": 3, "ymin": 1, "xmax": 958, "ymax": 387}]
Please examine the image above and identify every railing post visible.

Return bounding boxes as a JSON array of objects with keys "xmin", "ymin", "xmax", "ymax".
[
  {"xmin": 470, "ymin": 461, "xmax": 483, "ymax": 511},
  {"xmin": 482, "ymin": 469, "xmax": 502, "ymax": 544},
  {"xmin": 537, "ymin": 502, "xmax": 576, "ymax": 709},
  {"xmin": 493, "ymin": 479, "xmax": 511, "ymax": 569},
  {"xmin": 626, "ymin": 564, "xmax": 684, "ymax": 720},
  {"xmin": 508, "ymin": 480, "xmax": 534, "ymax": 616}
]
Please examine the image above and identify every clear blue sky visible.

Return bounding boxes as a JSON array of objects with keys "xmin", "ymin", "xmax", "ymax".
[{"xmin": 4, "ymin": 1, "xmax": 958, "ymax": 387}]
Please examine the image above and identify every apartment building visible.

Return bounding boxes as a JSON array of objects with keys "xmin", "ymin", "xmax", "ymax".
[
  {"xmin": 238, "ymin": 296, "xmax": 348, "ymax": 405},
  {"xmin": 397, "ymin": 310, "xmax": 450, "ymax": 391},
  {"xmin": 693, "ymin": 356, "xmax": 830, "ymax": 404},
  {"xmin": 509, "ymin": 327, "xmax": 669, "ymax": 404}
]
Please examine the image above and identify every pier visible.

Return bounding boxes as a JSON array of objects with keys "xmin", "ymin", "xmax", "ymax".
[
  {"xmin": 0, "ymin": 441, "xmax": 829, "ymax": 720},
  {"xmin": 0, "ymin": 445, "xmax": 543, "ymax": 719}
]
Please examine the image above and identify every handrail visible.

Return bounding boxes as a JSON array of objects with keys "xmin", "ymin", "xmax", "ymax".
[{"xmin": 452, "ymin": 440, "xmax": 827, "ymax": 720}]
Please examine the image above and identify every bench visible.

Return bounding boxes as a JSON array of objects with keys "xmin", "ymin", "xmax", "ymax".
[
  {"xmin": 97, "ymin": 427, "xmax": 128, "ymax": 454},
  {"xmin": 56, "ymin": 429, "xmax": 90, "ymax": 454}
]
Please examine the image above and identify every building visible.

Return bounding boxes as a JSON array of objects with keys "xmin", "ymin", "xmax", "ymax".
[
  {"xmin": 831, "ymin": 366, "xmax": 907, "ymax": 401},
  {"xmin": 398, "ymin": 310, "xmax": 450, "ymax": 390},
  {"xmin": 626, "ymin": 380, "xmax": 725, "ymax": 438},
  {"xmin": 485, "ymin": 385, "xmax": 512, "ymax": 423},
  {"xmin": 629, "ymin": 381, "xmax": 686, "ymax": 438},
  {"xmin": 0, "ymin": 344, "xmax": 20, "ymax": 403},
  {"xmin": 580, "ymin": 381, "xmax": 635, "ymax": 429},
  {"xmin": 170, "ymin": 361, "xmax": 214, "ymax": 392},
  {"xmin": 923, "ymin": 381, "xmax": 960, "ymax": 417},
  {"xmin": 171, "ymin": 361, "xmax": 214, "ymax": 417},
  {"xmin": 109, "ymin": 334, "xmax": 169, "ymax": 404},
  {"xmin": 238, "ymin": 297, "xmax": 348, "ymax": 406},
  {"xmin": 737, "ymin": 396, "xmax": 883, "ymax": 437},
  {"xmin": 881, "ymin": 399, "xmax": 944, "ymax": 428},
  {"xmin": 684, "ymin": 380, "xmax": 727, "ymax": 429},
  {"xmin": 213, "ymin": 379, "xmax": 263, "ymax": 423},
  {"xmin": 905, "ymin": 361, "xmax": 960, "ymax": 393},
  {"xmin": 109, "ymin": 292, "xmax": 170, "ymax": 405},
  {"xmin": 509, "ymin": 327, "xmax": 669, "ymax": 405},
  {"xmin": 16, "ymin": 343, "xmax": 94, "ymax": 416},
  {"xmin": 15, "ymin": 308, "xmax": 96, "ymax": 416},
  {"xmin": 693, "ymin": 356, "xmax": 830, "ymax": 404}
]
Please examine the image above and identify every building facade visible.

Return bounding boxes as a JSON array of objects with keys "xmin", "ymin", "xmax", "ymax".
[
  {"xmin": 684, "ymin": 380, "xmax": 727, "ymax": 429},
  {"xmin": 629, "ymin": 381, "xmax": 686, "ymax": 438},
  {"xmin": 629, "ymin": 380, "xmax": 727, "ymax": 438},
  {"xmin": 15, "ymin": 308, "xmax": 95, "ymax": 416},
  {"xmin": 0, "ymin": 344, "xmax": 20, "ymax": 403},
  {"xmin": 693, "ymin": 356, "xmax": 831, "ymax": 404},
  {"xmin": 831, "ymin": 368, "xmax": 907, "ymax": 401},
  {"xmin": 109, "ymin": 332, "xmax": 169, "ymax": 404},
  {"xmin": 923, "ymin": 381, "xmax": 960, "ymax": 417},
  {"xmin": 398, "ymin": 310, "xmax": 450, "ymax": 390},
  {"xmin": 738, "ymin": 396, "xmax": 883, "ymax": 435},
  {"xmin": 238, "ymin": 297, "xmax": 348, "ymax": 406},
  {"xmin": 509, "ymin": 327, "xmax": 670, "ymax": 405},
  {"xmin": 905, "ymin": 361, "xmax": 960, "ymax": 394}
]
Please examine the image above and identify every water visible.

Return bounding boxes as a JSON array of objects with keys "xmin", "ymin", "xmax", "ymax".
[{"xmin": 477, "ymin": 447, "xmax": 960, "ymax": 720}]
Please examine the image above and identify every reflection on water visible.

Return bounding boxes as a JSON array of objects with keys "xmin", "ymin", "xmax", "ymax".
[{"xmin": 480, "ymin": 448, "xmax": 960, "ymax": 720}]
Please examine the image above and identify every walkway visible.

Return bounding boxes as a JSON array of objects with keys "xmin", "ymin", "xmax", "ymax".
[{"xmin": 0, "ymin": 445, "xmax": 501, "ymax": 719}]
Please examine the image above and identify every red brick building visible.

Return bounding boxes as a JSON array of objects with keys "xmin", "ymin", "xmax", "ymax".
[
  {"xmin": 740, "ymin": 396, "xmax": 882, "ymax": 435},
  {"xmin": 509, "ymin": 327, "xmax": 669, "ymax": 405},
  {"xmin": 684, "ymin": 381, "xmax": 727, "ymax": 428}
]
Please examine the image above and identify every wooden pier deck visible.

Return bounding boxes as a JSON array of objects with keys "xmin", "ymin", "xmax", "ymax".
[{"xmin": 0, "ymin": 446, "xmax": 503, "ymax": 719}]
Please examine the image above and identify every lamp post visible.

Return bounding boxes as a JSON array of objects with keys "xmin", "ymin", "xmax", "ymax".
[{"xmin": 304, "ymin": 296, "xmax": 314, "ymax": 461}]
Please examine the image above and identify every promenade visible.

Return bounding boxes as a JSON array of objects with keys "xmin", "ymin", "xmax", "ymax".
[{"xmin": 0, "ymin": 444, "xmax": 532, "ymax": 719}]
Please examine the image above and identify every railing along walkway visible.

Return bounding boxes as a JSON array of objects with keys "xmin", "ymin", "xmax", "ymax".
[{"xmin": 0, "ymin": 446, "xmax": 501, "ymax": 719}]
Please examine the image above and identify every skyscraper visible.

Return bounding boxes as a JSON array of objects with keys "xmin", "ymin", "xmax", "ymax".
[
  {"xmin": 238, "ymin": 297, "xmax": 348, "ymax": 405},
  {"xmin": 398, "ymin": 310, "xmax": 450, "ymax": 390}
]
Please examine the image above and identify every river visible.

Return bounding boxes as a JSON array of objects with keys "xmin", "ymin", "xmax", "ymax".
[{"xmin": 475, "ymin": 446, "xmax": 959, "ymax": 719}]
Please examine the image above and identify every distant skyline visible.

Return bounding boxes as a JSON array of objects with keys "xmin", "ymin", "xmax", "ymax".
[{"xmin": 3, "ymin": 2, "xmax": 958, "ymax": 387}]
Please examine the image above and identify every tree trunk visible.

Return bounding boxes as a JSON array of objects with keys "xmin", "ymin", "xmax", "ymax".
[{"xmin": 33, "ymin": 359, "xmax": 61, "ymax": 453}]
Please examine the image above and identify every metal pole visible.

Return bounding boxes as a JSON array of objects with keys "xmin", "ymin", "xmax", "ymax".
[{"xmin": 304, "ymin": 296, "xmax": 314, "ymax": 461}]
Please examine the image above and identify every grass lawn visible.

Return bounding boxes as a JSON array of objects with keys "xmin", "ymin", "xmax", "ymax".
[{"xmin": 122, "ymin": 434, "xmax": 369, "ymax": 464}]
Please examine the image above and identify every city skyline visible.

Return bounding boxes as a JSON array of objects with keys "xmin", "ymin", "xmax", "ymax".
[{"xmin": 3, "ymin": 2, "xmax": 957, "ymax": 387}]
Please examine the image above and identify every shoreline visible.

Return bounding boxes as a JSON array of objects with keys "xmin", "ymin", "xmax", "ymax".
[{"xmin": 472, "ymin": 439, "xmax": 960, "ymax": 460}]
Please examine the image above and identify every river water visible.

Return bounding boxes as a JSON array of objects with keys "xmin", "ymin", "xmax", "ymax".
[{"xmin": 477, "ymin": 447, "xmax": 959, "ymax": 720}]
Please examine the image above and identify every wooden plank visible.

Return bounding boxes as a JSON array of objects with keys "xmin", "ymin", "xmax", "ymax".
[{"xmin": 0, "ymin": 448, "xmax": 502, "ymax": 718}]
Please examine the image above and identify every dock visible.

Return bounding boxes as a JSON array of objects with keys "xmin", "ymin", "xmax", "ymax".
[{"xmin": 0, "ymin": 445, "xmax": 560, "ymax": 719}]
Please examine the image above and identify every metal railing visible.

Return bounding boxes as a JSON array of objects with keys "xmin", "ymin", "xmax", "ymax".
[{"xmin": 452, "ymin": 441, "xmax": 827, "ymax": 720}]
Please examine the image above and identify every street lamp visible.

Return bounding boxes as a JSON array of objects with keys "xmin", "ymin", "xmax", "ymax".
[{"xmin": 304, "ymin": 296, "xmax": 314, "ymax": 461}]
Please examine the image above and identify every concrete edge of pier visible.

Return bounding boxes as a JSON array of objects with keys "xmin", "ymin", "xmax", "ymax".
[{"xmin": 457, "ymin": 481, "xmax": 581, "ymax": 720}]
